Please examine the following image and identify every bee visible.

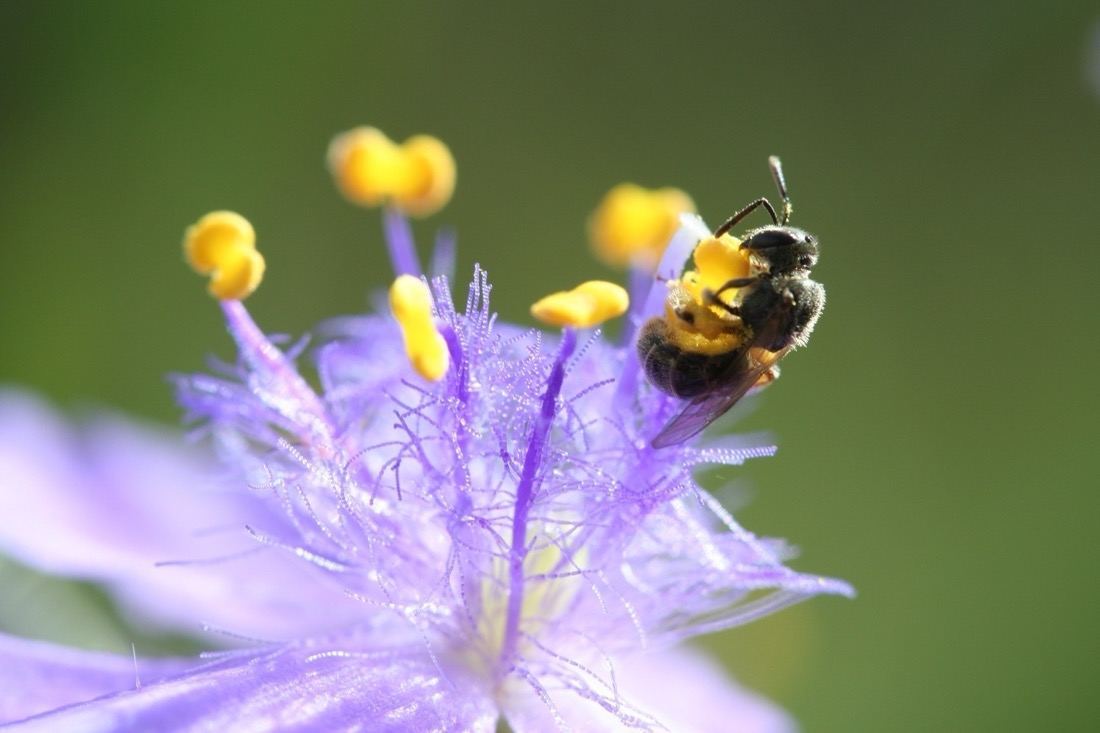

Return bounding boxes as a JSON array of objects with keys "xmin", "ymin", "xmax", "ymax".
[{"xmin": 637, "ymin": 156, "xmax": 824, "ymax": 448}]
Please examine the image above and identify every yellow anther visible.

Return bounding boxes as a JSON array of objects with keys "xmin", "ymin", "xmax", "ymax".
[
  {"xmin": 588, "ymin": 183, "xmax": 695, "ymax": 269},
  {"xmin": 530, "ymin": 280, "xmax": 629, "ymax": 329},
  {"xmin": 328, "ymin": 127, "xmax": 456, "ymax": 217},
  {"xmin": 689, "ymin": 233, "xmax": 752, "ymax": 306},
  {"xmin": 183, "ymin": 211, "xmax": 265, "ymax": 301},
  {"xmin": 389, "ymin": 275, "xmax": 449, "ymax": 381},
  {"xmin": 398, "ymin": 135, "xmax": 457, "ymax": 217}
]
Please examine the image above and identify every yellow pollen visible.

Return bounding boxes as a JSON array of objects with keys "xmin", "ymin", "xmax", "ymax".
[
  {"xmin": 183, "ymin": 211, "xmax": 265, "ymax": 301},
  {"xmin": 530, "ymin": 280, "xmax": 629, "ymax": 328},
  {"xmin": 389, "ymin": 275, "xmax": 449, "ymax": 381},
  {"xmin": 656, "ymin": 232, "xmax": 754, "ymax": 356},
  {"xmin": 328, "ymin": 127, "xmax": 456, "ymax": 217},
  {"xmin": 588, "ymin": 183, "xmax": 695, "ymax": 269},
  {"xmin": 689, "ymin": 233, "xmax": 752, "ymax": 304}
]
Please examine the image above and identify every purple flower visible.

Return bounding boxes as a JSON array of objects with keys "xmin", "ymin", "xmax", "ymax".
[{"xmin": 0, "ymin": 132, "xmax": 851, "ymax": 732}]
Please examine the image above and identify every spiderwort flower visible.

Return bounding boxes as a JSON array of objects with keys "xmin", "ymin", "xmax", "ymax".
[{"xmin": 0, "ymin": 128, "xmax": 852, "ymax": 732}]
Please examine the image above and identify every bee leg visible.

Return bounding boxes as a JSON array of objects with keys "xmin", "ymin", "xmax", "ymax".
[
  {"xmin": 673, "ymin": 308, "xmax": 696, "ymax": 325},
  {"xmin": 713, "ymin": 276, "xmax": 758, "ymax": 294},
  {"xmin": 703, "ymin": 276, "xmax": 758, "ymax": 315},
  {"xmin": 703, "ymin": 292, "xmax": 740, "ymax": 317},
  {"xmin": 750, "ymin": 365, "xmax": 781, "ymax": 392}
]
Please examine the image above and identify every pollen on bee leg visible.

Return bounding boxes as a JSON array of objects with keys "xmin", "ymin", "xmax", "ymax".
[
  {"xmin": 686, "ymin": 235, "xmax": 753, "ymax": 308},
  {"xmin": 588, "ymin": 183, "xmax": 695, "ymax": 269},
  {"xmin": 183, "ymin": 211, "xmax": 265, "ymax": 300},
  {"xmin": 328, "ymin": 126, "xmax": 455, "ymax": 217},
  {"xmin": 389, "ymin": 275, "xmax": 450, "ymax": 381},
  {"xmin": 530, "ymin": 280, "xmax": 629, "ymax": 328}
]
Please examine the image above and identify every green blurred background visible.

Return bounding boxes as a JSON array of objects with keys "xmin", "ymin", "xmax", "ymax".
[{"xmin": 2, "ymin": 2, "xmax": 1098, "ymax": 730}]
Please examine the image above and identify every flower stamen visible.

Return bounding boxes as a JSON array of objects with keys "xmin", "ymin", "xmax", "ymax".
[
  {"xmin": 390, "ymin": 275, "xmax": 450, "ymax": 381},
  {"xmin": 183, "ymin": 211, "xmax": 265, "ymax": 300},
  {"xmin": 499, "ymin": 329, "xmax": 577, "ymax": 678},
  {"xmin": 588, "ymin": 183, "xmax": 695, "ymax": 269},
  {"xmin": 530, "ymin": 281, "xmax": 629, "ymax": 329},
  {"xmin": 328, "ymin": 127, "xmax": 456, "ymax": 217}
]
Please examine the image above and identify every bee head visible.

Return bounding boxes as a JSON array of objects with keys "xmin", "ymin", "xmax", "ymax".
[{"xmin": 741, "ymin": 226, "xmax": 818, "ymax": 276}]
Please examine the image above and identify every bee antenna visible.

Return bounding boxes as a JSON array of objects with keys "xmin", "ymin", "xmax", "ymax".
[
  {"xmin": 713, "ymin": 157, "xmax": 794, "ymax": 238},
  {"xmin": 768, "ymin": 155, "xmax": 793, "ymax": 225},
  {"xmin": 713, "ymin": 198, "xmax": 779, "ymax": 238}
]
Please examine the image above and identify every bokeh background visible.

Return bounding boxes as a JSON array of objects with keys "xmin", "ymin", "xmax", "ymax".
[{"xmin": 2, "ymin": 2, "xmax": 1098, "ymax": 730}]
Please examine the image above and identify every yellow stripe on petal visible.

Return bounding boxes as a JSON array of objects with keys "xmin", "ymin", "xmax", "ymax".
[
  {"xmin": 183, "ymin": 211, "xmax": 265, "ymax": 300},
  {"xmin": 530, "ymin": 280, "xmax": 629, "ymax": 328},
  {"xmin": 390, "ymin": 275, "xmax": 450, "ymax": 381}
]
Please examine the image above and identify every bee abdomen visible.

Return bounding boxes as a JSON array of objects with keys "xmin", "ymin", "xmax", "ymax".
[{"xmin": 637, "ymin": 318, "xmax": 738, "ymax": 399}]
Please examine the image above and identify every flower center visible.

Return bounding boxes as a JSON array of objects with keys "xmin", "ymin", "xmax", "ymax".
[{"xmin": 474, "ymin": 524, "xmax": 586, "ymax": 683}]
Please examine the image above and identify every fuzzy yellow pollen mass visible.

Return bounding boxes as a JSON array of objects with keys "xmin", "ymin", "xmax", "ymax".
[
  {"xmin": 390, "ymin": 275, "xmax": 449, "ymax": 381},
  {"xmin": 183, "ymin": 211, "xmax": 265, "ymax": 301},
  {"xmin": 690, "ymin": 233, "xmax": 752, "ymax": 302},
  {"xmin": 530, "ymin": 280, "xmax": 629, "ymax": 328},
  {"xmin": 588, "ymin": 183, "xmax": 695, "ymax": 269},
  {"xmin": 328, "ymin": 127, "xmax": 456, "ymax": 217}
]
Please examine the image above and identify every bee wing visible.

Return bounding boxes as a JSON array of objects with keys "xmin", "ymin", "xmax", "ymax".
[{"xmin": 649, "ymin": 344, "xmax": 790, "ymax": 448}]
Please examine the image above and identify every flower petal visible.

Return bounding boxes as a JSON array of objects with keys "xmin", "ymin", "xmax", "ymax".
[
  {"xmin": 0, "ymin": 391, "xmax": 365, "ymax": 640},
  {"xmin": 611, "ymin": 647, "xmax": 797, "ymax": 733},
  {"xmin": 5, "ymin": 640, "xmax": 498, "ymax": 733},
  {"xmin": 503, "ymin": 647, "xmax": 796, "ymax": 733},
  {"xmin": 0, "ymin": 633, "xmax": 188, "ymax": 725}
]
